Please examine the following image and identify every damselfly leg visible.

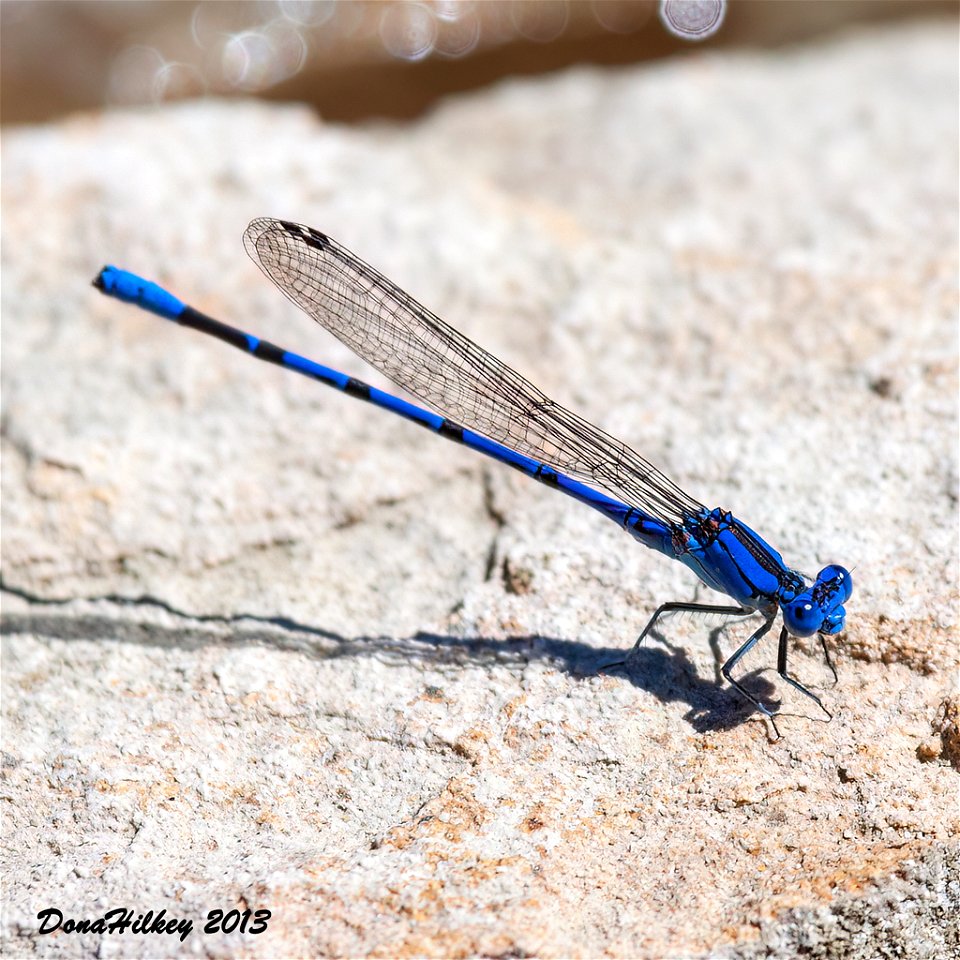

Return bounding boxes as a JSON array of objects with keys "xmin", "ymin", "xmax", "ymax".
[
  {"xmin": 600, "ymin": 601, "xmax": 752, "ymax": 672},
  {"xmin": 776, "ymin": 626, "xmax": 834, "ymax": 721}
]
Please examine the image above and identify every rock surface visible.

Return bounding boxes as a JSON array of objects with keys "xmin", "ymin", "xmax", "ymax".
[{"xmin": 2, "ymin": 20, "xmax": 957, "ymax": 960}]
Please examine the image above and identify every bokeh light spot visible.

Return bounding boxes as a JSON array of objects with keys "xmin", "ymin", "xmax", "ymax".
[
  {"xmin": 221, "ymin": 20, "xmax": 307, "ymax": 91},
  {"xmin": 379, "ymin": 3, "xmax": 438, "ymax": 62},
  {"xmin": 222, "ymin": 30, "xmax": 273, "ymax": 90},
  {"xmin": 511, "ymin": 0, "xmax": 569, "ymax": 44},
  {"xmin": 278, "ymin": 0, "xmax": 336, "ymax": 28},
  {"xmin": 436, "ymin": 7, "xmax": 480, "ymax": 59},
  {"xmin": 152, "ymin": 61, "xmax": 207, "ymax": 103},
  {"xmin": 659, "ymin": 0, "xmax": 725, "ymax": 41},
  {"xmin": 107, "ymin": 46, "xmax": 166, "ymax": 106}
]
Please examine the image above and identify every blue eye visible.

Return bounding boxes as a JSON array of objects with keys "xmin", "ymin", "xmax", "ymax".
[
  {"xmin": 783, "ymin": 598, "xmax": 820, "ymax": 637},
  {"xmin": 817, "ymin": 564, "xmax": 852, "ymax": 603}
]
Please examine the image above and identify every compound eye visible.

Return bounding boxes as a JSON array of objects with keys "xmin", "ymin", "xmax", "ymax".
[
  {"xmin": 818, "ymin": 564, "xmax": 852, "ymax": 603},
  {"xmin": 783, "ymin": 598, "xmax": 821, "ymax": 637}
]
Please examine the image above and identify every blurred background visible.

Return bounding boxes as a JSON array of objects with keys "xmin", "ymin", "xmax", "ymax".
[{"xmin": 1, "ymin": 0, "xmax": 955, "ymax": 126}]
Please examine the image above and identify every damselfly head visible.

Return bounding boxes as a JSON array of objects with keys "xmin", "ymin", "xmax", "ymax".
[{"xmin": 781, "ymin": 564, "xmax": 852, "ymax": 637}]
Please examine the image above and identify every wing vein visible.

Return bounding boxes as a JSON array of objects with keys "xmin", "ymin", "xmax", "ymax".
[{"xmin": 243, "ymin": 218, "xmax": 703, "ymax": 524}]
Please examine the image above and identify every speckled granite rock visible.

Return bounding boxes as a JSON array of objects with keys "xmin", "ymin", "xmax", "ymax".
[{"xmin": 2, "ymin": 20, "xmax": 957, "ymax": 960}]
